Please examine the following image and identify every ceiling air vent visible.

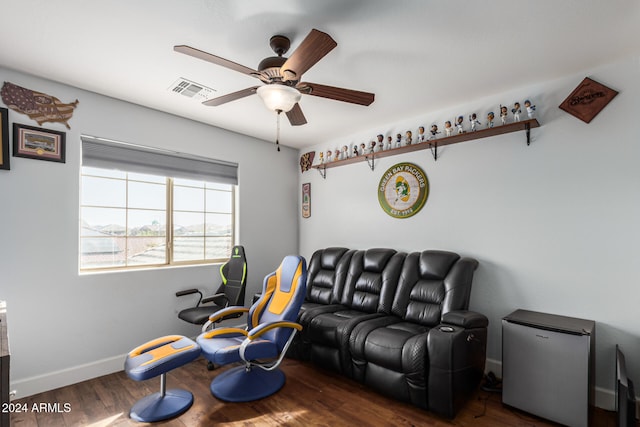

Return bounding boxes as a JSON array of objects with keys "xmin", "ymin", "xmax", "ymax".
[{"xmin": 169, "ymin": 78, "xmax": 216, "ymax": 101}]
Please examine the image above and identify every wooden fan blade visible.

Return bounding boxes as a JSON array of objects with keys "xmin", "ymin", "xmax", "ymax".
[
  {"xmin": 286, "ymin": 103, "xmax": 307, "ymax": 126},
  {"xmin": 298, "ymin": 82, "xmax": 375, "ymax": 106},
  {"xmin": 202, "ymin": 87, "xmax": 259, "ymax": 106},
  {"xmin": 280, "ymin": 29, "xmax": 337, "ymax": 81},
  {"xmin": 174, "ymin": 45, "xmax": 258, "ymax": 76}
]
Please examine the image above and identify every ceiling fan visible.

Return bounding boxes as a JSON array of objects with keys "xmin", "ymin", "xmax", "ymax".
[{"xmin": 174, "ymin": 29, "xmax": 375, "ymax": 127}]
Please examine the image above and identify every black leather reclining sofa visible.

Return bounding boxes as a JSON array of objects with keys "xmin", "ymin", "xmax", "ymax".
[{"xmin": 287, "ymin": 247, "xmax": 488, "ymax": 418}]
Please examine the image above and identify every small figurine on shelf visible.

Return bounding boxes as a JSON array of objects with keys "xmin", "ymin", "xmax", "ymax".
[
  {"xmin": 525, "ymin": 99, "xmax": 536, "ymax": 119},
  {"xmin": 469, "ymin": 113, "xmax": 481, "ymax": 131},
  {"xmin": 334, "ymin": 149, "xmax": 340, "ymax": 162},
  {"xmin": 360, "ymin": 143, "xmax": 367, "ymax": 155},
  {"xmin": 352, "ymin": 144, "xmax": 359, "ymax": 157},
  {"xmin": 405, "ymin": 130, "xmax": 413, "ymax": 145},
  {"xmin": 487, "ymin": 112, "xmax": 495, "ymax": 128},
  {"xmin": 396, "ymin": 133, "xmax": 402, "ymax": 148},
  {"xmin": 444, "ymin": 120, "xmax": 453, "ymax": 137},
  {"xmin": 455, "ymin": 116, "xmax": 465, "ymax": 134},
  {"xmin": 369, "ymin": 140, "xmax": 376, "ymax": 154},
  {"xmin": 376, "ymin": 134, "xmax": 385, "ymax": 151},
  {"xmin": 319, "ymin": 151, "xmax": 324, "ymax": 164},
  {"xmin": 341, "ymin": 145, "xmax": 349, "ymax": 160},
  {"xmin": 429, "ymin": 124, "xmax": 440, "ymax": 140},
  {"xmin": 500, "ymin": 105, "xmax": 508, "ymax": 125},
  {"xmin": 386, "ymin": 136, "xmax": 393, "ymax": 150},
  {"xmin": 326, "ymin": 150, "xmax": 332, "ymax": 162},
  {"xmin": 417, "ymin": 126, "xmax": 427, "ymax": 143},
  {"xmin": 511, "ymin": 102, "xmax": 521, "ymax": 122}
]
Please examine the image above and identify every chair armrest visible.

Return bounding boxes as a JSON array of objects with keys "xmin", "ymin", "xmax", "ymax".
[
  {"xmin": 202, "ymin": 293, "xmax": 227, "ymax": 306},
  {"xmin": 247, "ymin": 321, "xmax": 302, "ymax": 340},
  {"xmin": 427, "ymin": 311, "xmax": 488, "ymax": 418},
  {"xmin": 441, "ymin": 310, "xmax": 488, "ymax": 329},
  {"xmin": 207, "ymin": 306, "xmax": 249, "ymax": 324},
  {"xmin": 201, "ymin": 327, "xmax": 248, "ymax": 340},
  {"xmin": 175, "ymin": 288, "xmax": 203, "ymax": 307},
  {"xmin": 239, "ymin": 322, "xmax": 303, "ymax": 365},
  {"xmin": 175, "ymin": 288, "xmax": 200, "ymax": 297}
]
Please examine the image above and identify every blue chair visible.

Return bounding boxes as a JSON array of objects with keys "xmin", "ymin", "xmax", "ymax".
[{"xmin": 196, "ymin": 255, "xmax": 307, "ymax": 402}]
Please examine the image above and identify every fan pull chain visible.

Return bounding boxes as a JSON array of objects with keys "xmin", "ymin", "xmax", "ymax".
[{"xmin": 275, "ymin": 109, "xmax": 282, "ymax": 152}]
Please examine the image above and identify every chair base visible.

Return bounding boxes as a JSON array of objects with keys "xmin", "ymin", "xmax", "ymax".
[
  {"xmin": 211, "ymin": 366, "xmax": 285, "ymax": 402},
  {"xmin": 129, "ymin": 389, "xmax": 194, "ymax": 423}
]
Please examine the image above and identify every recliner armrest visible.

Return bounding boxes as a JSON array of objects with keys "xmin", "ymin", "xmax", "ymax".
[
  {"xmin": 247, "ymin": 321, "xmax": 302, "ymax": 340},
  {"xmin": 201, "ymin": 327, "xmax": 248, "ymax": 340},
  {"xmin": 427, "ymin": 312, "xmax": 488, "ymax": 418},
  {"xmin": 441, "ymin": 310, "xmax": 488, "ymax": 329},
  {"xmin": 239, "ymin": 321, "xmax": 303, "ymax": 365}
]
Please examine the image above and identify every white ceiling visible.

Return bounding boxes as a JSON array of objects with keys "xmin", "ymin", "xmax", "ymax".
[{"xmin": 1, "ymin": 0, "xmax": 639, "ymax": 150}]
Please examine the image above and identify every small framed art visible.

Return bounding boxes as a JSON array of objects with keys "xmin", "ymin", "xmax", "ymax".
[
  {"xmin": 302, "ymin": 183, "xmax": 311, "ymax": 218},
  {"xmin": 559, "ymin": 77, "xmax": 618, "ymax": 124},
  {"xmin": 1, "ymin": 108, "xmax": 9, "ymax": 170},
  {"xmin": 13, "ymin": 123, "xmax": 66, "ymax": 163}
]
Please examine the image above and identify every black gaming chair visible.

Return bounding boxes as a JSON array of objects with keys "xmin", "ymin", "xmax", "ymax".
[{"xmin": 176, "ymin": 245, "xmax": 248, "ymax": 332}]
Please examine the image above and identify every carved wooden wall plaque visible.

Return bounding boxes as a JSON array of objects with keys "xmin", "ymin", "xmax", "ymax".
[{"xmin": 559, "ymin": 77, "xmax": 618, "ymax": 123}]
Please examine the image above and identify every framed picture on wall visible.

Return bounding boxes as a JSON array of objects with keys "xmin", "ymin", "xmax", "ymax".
[
  {"xmin": 302, "ymin": 183, "xmax": 311, "ymax": 218},
  {"xmin": 0, "ymin": 107, "xmax": 9, "ymax": 170},
  {"xmin": 13, "ymin": 123, "xmax": 66, "ymax": 163},
  {"xmin": 559, "ymin": 77, "xmax": 618, "ymax": 123}
]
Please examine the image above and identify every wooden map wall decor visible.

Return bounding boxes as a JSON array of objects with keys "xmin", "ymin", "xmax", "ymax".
[
  {"xmin": 559, "ymin": 77, "xmax": 618, "ymax": 124},
  {"xmin": 1, "ymin": 82, "xmax": 78, "ymax": 129},
  {"xmin": 300, "ymin": 151, "xmax": 315, "ymax": 173}
]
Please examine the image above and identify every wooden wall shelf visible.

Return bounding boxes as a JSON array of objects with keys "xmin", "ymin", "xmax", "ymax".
[{"xmin": 312, "ymin": 118, "xmax": 540, "ymax": 178}]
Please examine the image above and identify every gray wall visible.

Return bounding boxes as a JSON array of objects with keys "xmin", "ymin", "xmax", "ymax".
[
  {"xmin": 0, "ymin": 67, "xmax": 299, "ymax": 397},
  {"xmin": 3, "ymin": 54, "xmax": 639, "ymax": 409},
  {"xmin": 298, "ymin": 56, "xmax": 640, "ymax": 409}
]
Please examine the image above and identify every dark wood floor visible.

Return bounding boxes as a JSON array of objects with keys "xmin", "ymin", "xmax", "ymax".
[{"xmin": 10, "ymin": 357, "xmax": 617, "ymax": 427}]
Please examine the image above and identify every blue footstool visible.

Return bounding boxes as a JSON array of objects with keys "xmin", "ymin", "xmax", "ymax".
[{"xmin": 125, "ymin": 335, "xmax": 201, "ymax": 422}]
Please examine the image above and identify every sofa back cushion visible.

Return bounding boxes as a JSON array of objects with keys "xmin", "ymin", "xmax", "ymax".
[
  {"xmin": 392, "ymin": 251, "xmax": 478, "ymax": 326},
  {"xmin": 341, "ymin": 248, "xmax": 405, "ymax": 314},
  {"xmin": 306, "ymin": 247, "xmax": 354, "ymax": 305}
]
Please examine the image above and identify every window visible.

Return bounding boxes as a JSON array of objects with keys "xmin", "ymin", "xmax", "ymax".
[{"xmin": 80, "ymin": 136, "xmax": 237, "ymax": 271}]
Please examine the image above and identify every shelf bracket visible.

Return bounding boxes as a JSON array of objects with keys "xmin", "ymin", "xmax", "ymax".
[
  {"xmin": 365, "ymin": 154, "xmax": 375, "ymax": 171},
  {"xmin": 316, "ymin": 164, "xmax": 327, "ymax": 179},
  {"xmin": 428, "ymin": 142, "xmax": 438, "ymax": 161},
  {"xmin": 525, "ymin": 122, "xmax": 531, "ymax": 146}
]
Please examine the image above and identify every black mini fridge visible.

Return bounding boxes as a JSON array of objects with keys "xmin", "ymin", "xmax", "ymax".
[{"xmin": 502, "ymin": 309, "xmax": 595, "ymax": 427}]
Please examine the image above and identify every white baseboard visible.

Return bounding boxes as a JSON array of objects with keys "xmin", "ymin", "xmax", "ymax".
[
  {"xmin": 10, "ymin": 354, "xmax": 126, "ymax": 400},
  {"xmin": 484, "ymin": 358, "xmax": 616, "ymax": 411},
  {"xmin": 485, "ymin": 357, "xmax": 502, "ymax": 378}
]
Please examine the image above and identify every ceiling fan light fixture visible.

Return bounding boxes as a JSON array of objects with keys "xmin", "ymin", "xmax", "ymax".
[{"xmin": 257, "ymin": 84, "xmax": 301, "ymax": 113}]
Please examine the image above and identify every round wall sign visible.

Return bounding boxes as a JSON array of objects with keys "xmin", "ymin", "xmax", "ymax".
[{"xmin": 378, "ymin": 162, "xmax": 429, "ymax": 218}]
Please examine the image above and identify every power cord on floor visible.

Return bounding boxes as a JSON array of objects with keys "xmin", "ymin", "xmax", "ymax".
[
  {"xmin": 474, "ymin": 372, "xmax": 503, "ymax": 419},
  {"xmin": 481, "ymin": 371, "xmax": 502, "ymax": 393}
]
